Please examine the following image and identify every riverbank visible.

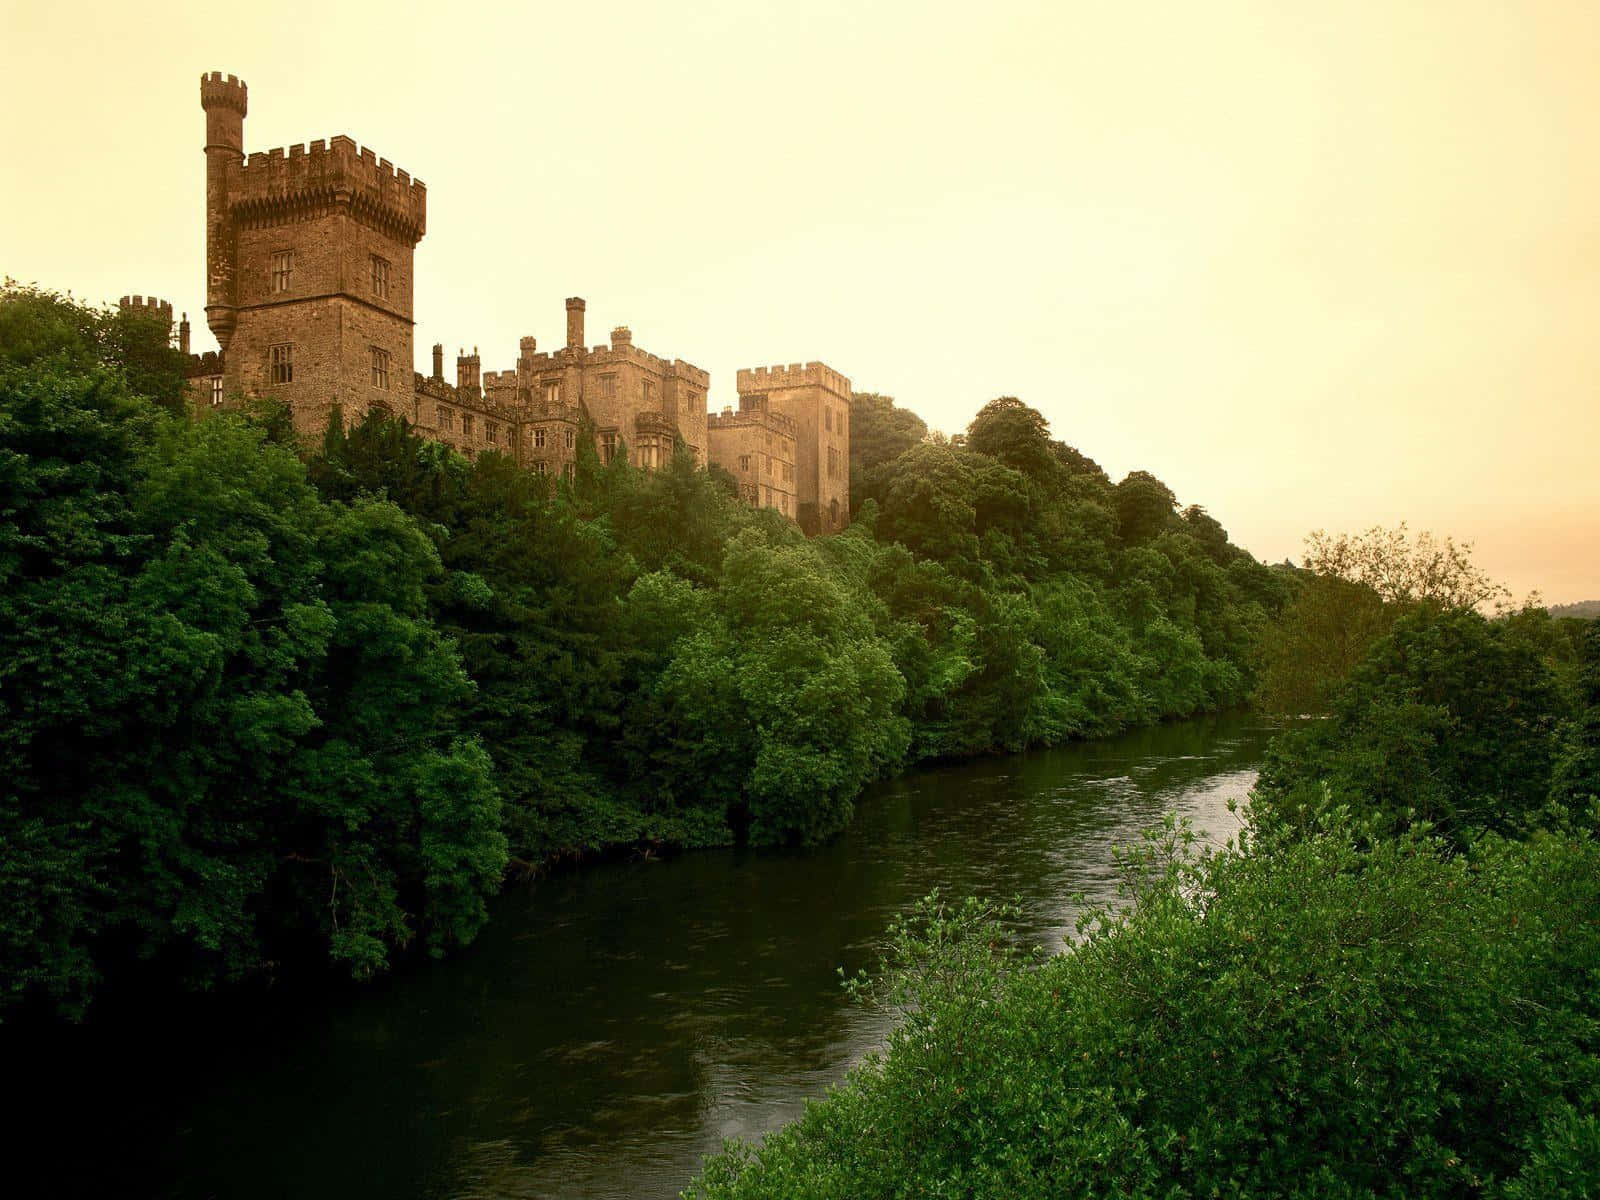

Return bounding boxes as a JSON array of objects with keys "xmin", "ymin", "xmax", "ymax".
[{"xmin": 7, "ymin": 713, "xmax": 1272, "ymax": 1199}]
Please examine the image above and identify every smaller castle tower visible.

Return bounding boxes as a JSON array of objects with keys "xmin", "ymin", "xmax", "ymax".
[
  {"xmin": 199, "ymin": 72, "xmax": 247, "ymax": 355},
  {"xmin": 730, "ymin": 362, "xmax": 852, "ymax": 533},
  {"xmin": 118, "ymin": 294, "xmax": 175, "ymax": 337}
]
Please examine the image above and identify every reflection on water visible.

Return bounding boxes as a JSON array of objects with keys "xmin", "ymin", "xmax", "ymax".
[{"xmin": 20, "ymin": 712, "xmax": 1273, "ymax": 1199}]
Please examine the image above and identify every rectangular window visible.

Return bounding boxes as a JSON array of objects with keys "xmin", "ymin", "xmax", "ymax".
[
  {"xmin": 370, "ymin": 346, "xmax": 389, "ymax": 390},
  {"xmin": 825, "ymin": 406, "xmax": 833, "ymax": 432},
  {"xmin": 533, "ymin": 461, "xmax": 547, "ymax": 477},
  {"xmin": 533, "ymin": 427, "xmax": 546, "ymax": 449},
  {"xmin": 739, "ymin": 454, "xmax": 750, "ymax": 472},
  {"xmin": 827, "ymin": 446, "xmax": 839, "ymax": 478},
  {"xmin": 461, "ymin": 413, "xmax": 474, "ymax": 437},
  {"xmin": 543, "ymin": 380, "xmax": 560, "ymax": 406},
  {"xmin": 370, "ymin": 255, "xmax": 390, "ymax": 299},
  {"xmin": 562, "ymin": 462, "xmax": 575, "ymax": 482},
  {"xmin": 764, "ymin": 455, "xmax": 772, "ymax": 475},
  {"xmin": 439, "ymin": 406, "xmax": 454, "ymax": 431},
  {"xmin": 209, "ymin": 377, "xmax": 222, "ymax": 407},
  {"xmin": 600, "ymin": 431, "xmax": 617, "ymax": 463},
  {"xmin": 270, "ymin": 343, "xmax": 293, "ymax": 385},
  {"xmin": 597, "ymin": 374, "xmax": 617, "ymax": 399},
  {"xmin": 641, "ymin": 379, "xmax": 655, "ymax": 403},
  {"xmin": 486, "ymin": 420, "xmax": 498, "ymax": 444},
  {"xmin": 564, "ymin": 429, "xmax": 575, "ymax": 449},
  {"xmin": 271, "ymin": 251, "xmax": 292, "ymax": 293},
  {"xmin": 765, "ymin": 486, "xmax": 773, "ymax": 507}
]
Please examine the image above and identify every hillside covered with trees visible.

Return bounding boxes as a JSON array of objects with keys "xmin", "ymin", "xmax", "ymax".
[{"xmin": 1, "ymin": 285, "xmax": 1290, "ymax": 1020}]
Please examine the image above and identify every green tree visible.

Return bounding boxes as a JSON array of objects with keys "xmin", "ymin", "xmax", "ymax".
[{"xmin": 1255, "ymin": 606, "xmax": 1569, "ymax": 846}]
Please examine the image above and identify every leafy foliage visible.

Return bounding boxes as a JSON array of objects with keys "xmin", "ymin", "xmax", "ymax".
[
  {"xmin": 2, "ymin": 287, "xmax": 1284, "ymax": 1016},
  {"xmin": 1255, "ymin": 607, "xmax": 1573, "ymax": 847},
  {"xmin": 688, "ymin": 817, "xmax": 1600, "ymax": 1200}
]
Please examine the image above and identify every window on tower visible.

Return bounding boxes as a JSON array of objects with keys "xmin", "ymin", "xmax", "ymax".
[
  {"xmin": 370, "ymin": 255, "xmax": 390, "ymax": 299},
  {"xmin": 269, "ymin": 343, "xmax": 294, "ymax": 385},
  {"xmin": 209, "ymin": 377, "xmax": 222, "ymax": 407},
  {"xmin": 369, "ymin": 346, "xmax": 389, "ymax": 390},
  {"xmin": 533, "ymin": 427, "xmax": 546, "ymax": 449},
  {"xmin": 271, "ymin": 251, "xmax": 292, "ymax": 293}
]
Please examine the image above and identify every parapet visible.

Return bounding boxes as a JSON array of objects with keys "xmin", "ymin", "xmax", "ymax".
[
  {"xmin": 118, "ymin": 294, "xmax": 173, "ymax": 323},
  {"xmin": 233, "ymin": 134, "xmax": 427, "ymax": 243},
  {"xmin": 736, "ymin": 361, "xmax": 851, "ymax": 398},
  {"xmin": 200, "ymin": 71, "xmax": 248, "ymax": 115},
  {"xmin": 707, "ymin": 407, "xmax": 798, "ymax": 439},
  {"xmin": 666, "ymin": 359, "xmax": 711, "ymax": 389},
  {"xmin": 186, "ymin": 350, "xmax": 223, "ymax": 377}
]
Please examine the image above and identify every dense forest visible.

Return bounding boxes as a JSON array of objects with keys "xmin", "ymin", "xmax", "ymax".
[
  {"xmin": 0, "ymin": 285, "xmax": 1291, "ymax": 1020},
  {"xmin": 687, "ymin": 565, "xmax": 1600, "ymax": 1197}
]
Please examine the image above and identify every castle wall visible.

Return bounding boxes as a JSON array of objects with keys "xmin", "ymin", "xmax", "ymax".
[{"xmin": 224, "ymin": 212, "xmax": 414, "ymax": 435}]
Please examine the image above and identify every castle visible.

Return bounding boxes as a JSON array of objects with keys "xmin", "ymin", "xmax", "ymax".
[{"xmin": 156, "ymin": 72, "xmax": 852, "ymax": 533}]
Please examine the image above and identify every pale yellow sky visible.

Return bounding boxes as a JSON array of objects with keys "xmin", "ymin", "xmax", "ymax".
[{"xmin": 3, "ymin": 0, "xmax": 1596, "ymax": 602}]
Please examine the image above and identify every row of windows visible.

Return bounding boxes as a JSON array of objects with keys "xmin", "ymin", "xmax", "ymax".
[
  {"xmin": 736, "ymin": 453, "xmax": 794, "ymax": 481},
  {"xmin": 531, "ymin": 461, "xmax": 577, "ymax": 481},
  {"xmin": 268, "ymin": 251, "xmax": 391, "ymax": 300},
  {"xmin": 267, "ymin": 344, "xmax": 392, "ymax": 390}
]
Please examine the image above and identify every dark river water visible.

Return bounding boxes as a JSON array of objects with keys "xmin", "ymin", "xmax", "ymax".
[{"xmin": 25, "ymin": 712, "xmax": 1272, "ymax": 1199}]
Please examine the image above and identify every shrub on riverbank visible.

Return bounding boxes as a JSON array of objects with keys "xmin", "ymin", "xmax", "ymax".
[{"xmin": 686, "ymin": 820, "xmax": 1600, "ymax": 1199}]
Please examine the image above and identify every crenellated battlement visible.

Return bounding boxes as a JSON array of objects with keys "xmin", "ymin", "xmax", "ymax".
[
  {"xmin": 118, "ymin": 294, "xmax": 173, "ymax": 322},
  {"xmin": 200, "ymin": 71, "xmax": 248, "ymax": 115},
  {"xmin": 187, "ymin": 350, "xmax": 223, "ymax": 376},
  {"xmin": 634, "ymin": 411, "xmax": 674, "ymax": 435},
  {"xmin": 232, "ymin": 134, "xmax": 426, "ymax": 243},
  {"xmin": 708, "ymin": 407, "xmax": 798, "ymax": 438},
  {"xmin": 527, "ymin": 401, "xmax": 584, "ymax": 425},
  {"xmin": 736, "ymin": 361, "xmax": 851, "ymax": 398}
]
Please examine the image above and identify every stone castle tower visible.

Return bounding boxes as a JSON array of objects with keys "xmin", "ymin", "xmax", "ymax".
[
  {"xmin": 200, "ymin": 71, "xmax": 427, "ymax": 434},
  {"xmin": 729, "ymin": 364, "xmax": 851, "ymax": 533}
]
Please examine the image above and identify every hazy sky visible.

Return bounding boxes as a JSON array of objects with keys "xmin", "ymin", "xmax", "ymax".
[{"xmin": 3, "ymin": 0, "xmax": 1596, "ymax": 602}]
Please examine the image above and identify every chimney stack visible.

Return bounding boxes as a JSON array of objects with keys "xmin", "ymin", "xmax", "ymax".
[
  {"xmin": 432, "ymin": 342, "xmax": 444, "ymax": 380},
  {"xmin": 457, "ymin": 347, "xmax": 480, "ymax": 394}
]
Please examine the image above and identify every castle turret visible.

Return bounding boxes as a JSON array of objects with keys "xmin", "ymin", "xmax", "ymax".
[
  {"xmin": 565, "ymin": 297, "xmax": 586, "ymax": 351},
  {"xmin": 178, "ymin": 312, "xmax": 191, "ymax": 356},
  {"xmin": 200, "ymin": 72, "xmax": 247, "ymax": 354},
  {"xmin": 118, "ymin": 294, "xmax": 174, "ymax": 333}
]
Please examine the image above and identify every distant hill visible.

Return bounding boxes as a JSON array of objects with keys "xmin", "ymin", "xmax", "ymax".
[{"xmin": 1548, "ymin": 600, "xmax": 1600, "ymax": 619}]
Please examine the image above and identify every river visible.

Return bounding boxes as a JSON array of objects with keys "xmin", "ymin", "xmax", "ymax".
[{"xmin": 26, "ymin": 712, "xmax": 1272, "ymax": 1198}]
